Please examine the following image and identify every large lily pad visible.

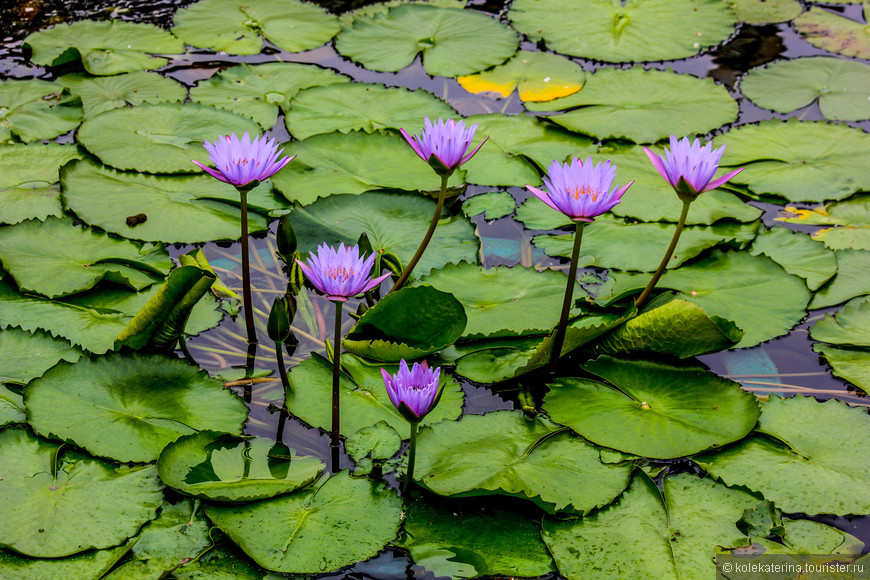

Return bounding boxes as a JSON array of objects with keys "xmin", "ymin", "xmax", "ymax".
[
  {"xmin": 0, "ymin": 143, "xmax": 82, "ymax": 224},
  {"xmin": 284, "ymin": 83, "xmax": 457, "ymax": 140},
  {"xmin": 25, "ymin": 353, "xmax": 248, "ymax": 463},
  {"xmin": 526, "ymin": 67, "xmax": 737, "ymax": 144},
  {"xmin": 76, "ymin": 103, "xmax": 261, "ymax": 174},
  {"xmin": 0, "ymin": 216, "xmax": 171, "ymax": 299},
  {"xmin": 272, "ymin": 131, "xmax": 465, "ymax": 205},
  {"xmin": 695, "ymin": 395, "xmax": 870, "ymax": 515},
  {"xmin": 461, "ymin": 191, "xmax": 516, "ymax": 220},
  {"xmin": 509, "ymin": 0, "xmax": 737, "ymax": 62},
  {"xmin": 794, "ymin": 5, "xmax": 870, "ymax": 60},
  {"xmin": 158, "ymin": 431, "xmax": 324, "ymax": 502},
  {"xmin": 714, "ymin": 119, "xmax": 870, "ymax": 203},
  {"xmin": 749, "ymin": 226, "xmax": 837, "ymax": 291},
  {"xmin": 544, "ymin": 356, "xmax": 760, "ymax": 459},
  {"xmin": 740, "ymin": 57, "xmax": 870, "ymax": 121},
  {"xmin": 284, "ymin": 353, "xmax": 464, "ymax": 437},
  {"xmin": 727, "ymin": 0, "xmax": 802, "ymax": 24},
  {"xmin": 59, "ymin": 72, "xmax": 186, "ymax": 118},
  {"xmin": 23, "ymin": 20, "xmax": 184, "ymax": 75},
  {"xmin": 415, "ymin": 410, "xmax": 634, "ymax": 514},
  {"xmin": 777, "ymin": 195, "xmax": 870, "ymax": 252},
  {"xmin": 336, "ymin": 3, "xmax": 519, "ymax": 77},
  {"xmin": 205, "ymin": 471, "xmax": 402, "ymax": 574},
  {"xmin": 0, "ymin": 327, "xmax": 81, "ymax": 385},
  {"xmin": 0, "ymin": 428, "xmax": 163, "ymax": 558},
  {"xmin": 60, "ymin": 159, "xmax": 270, "ymax": 243},
  {"xmin": 810, "ymin": 249, "xmax": 870, "ymax": 308},
  {"xmin": 396, "ymin": 496, "xmax": 555, "ymax": 579},
  {"xmin": 456, "ymin": 50, "xmax": 585, "ymax": 102},
  {"xmin": 0, "ymin": 79, "xmax": 81, "ymax": 143},
  {"xmin": 189, "ymin": 62, "xmax": 349, "ymax": 129},
  {"xmin": 289, "ymin": 191, "xmax": 478, "ymax": 278},
  {"xmin": 172, "ymin": 0, "xmax": 340, "ymax": 55}
]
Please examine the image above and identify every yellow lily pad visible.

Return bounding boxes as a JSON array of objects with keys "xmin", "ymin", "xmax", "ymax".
[{"xmin": 457, "ymin": 51, "xmax": 584, "ymax": 102}]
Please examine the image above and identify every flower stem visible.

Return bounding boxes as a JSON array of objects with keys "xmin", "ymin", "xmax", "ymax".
[
  {"xmin": 275, "ymin": 341, "xmax": 290, "ymax": 394},
  {"xmin": 331, "ymin": 300, "xmax": 344, "ymax": 449},
  {"xmin": 239, "ymin": 188, "xmax": 258, "ymax": 345},
  {"xmin": 550, "ymin": 221, "xmax": 586, "ymax": 373},
  {"xmin": 635, "ymin": 200, "xmax": 692, "ymax": 311},
  {"xmin": 389, "ymin": 175, "xmax": 449, "ymax": 294},
  {"xmin": 403, "ymin": 421, "xmax": 420, "ymax": 494}
]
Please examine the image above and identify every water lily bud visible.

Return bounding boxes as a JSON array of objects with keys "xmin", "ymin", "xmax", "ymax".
[
  {"xmin": 380, "ymin": 251, "xmax": 403, "ymax": 277},
  {"xmin": 288, "ymin": 252, "xmax": 305, "ymax": 294},
  {"xmin": 267, "ymin": 295, "xmax": 292, "ymax": 344},
  {"xmin": 276, "ymin": 214, "xmax": 297, "ymax": 262}
]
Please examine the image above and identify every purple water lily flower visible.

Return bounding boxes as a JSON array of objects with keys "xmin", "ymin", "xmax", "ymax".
[
  {"xmin": 643, "ymin": 136, "xmax": 743, "ymax": 203},
  {"xmin": 296, "ymin": 243, "xmax": 390, "ymax": 302},
  {"xmin": 192, "ymin": 131, "xmax": 293, "ymax": 187},
  {"xmin": 381, "ymin": 360, "xmax": 442, "ymax": 422},
  {"xmin": 400, "ymin": 117, "xmax": 487, "ymax": 176},
  {"xmin": 526, "ymin": 158, "xmax": 632, "ymax": 222}
]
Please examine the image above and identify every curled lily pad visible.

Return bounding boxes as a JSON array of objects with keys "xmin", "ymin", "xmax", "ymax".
[
  {"xmin": 336, "ymin": 3, "xmax": 519, "ymax": 77},
  {"xmin": 813, "ymin": 344, "xmax": 870, "ymax": 396},
  {"xmin": 158, "ymin": 431, "xmax": 324, "ymax": 502},
  {"xmin": 810, "ymin": 249, "xmax": 870, "ymax": 309},
  {"xmin": 59, "ymin": 72, "xmax": 186, "ymax": 118},
  {"xmin": 810, "ymin": 295, "xmax": 870, "ymax": 348},
  {"xmin": 0, "ymin": 143, "xmax": 81, "ymax": 224},
  {"xmin": 25, "ymin": 353, "xmax": 248, "ymax": 463},
  {"xmin": 456, "ymin": 50, "xmax": 585, "ymax": 102},
  {"xmin": 794, "ymin": 5, "xmax": 870, "ymax": 60},
  {"xmin": 777, "ymin": 195, "xmax": 870, "ymax": 251},
  {"xmin": 0, "ymin": 79, "xmax": 82, "ymax": 143},
  {"xmin": 23, "ymin": 20, "xmax": 184, "ymax": 75},
  {"xmin": 0, "ymin": 385, "xmax": 25, "ymax": 426}
]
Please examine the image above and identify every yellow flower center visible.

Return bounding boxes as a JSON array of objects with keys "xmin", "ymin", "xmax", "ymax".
[
  {"xmin": 569, "ymin": 185, "xmax": 600, "ymax": 201},
  {"xmin": 325, "ymin": 266, "xmax": 354, "ymax": 281}
]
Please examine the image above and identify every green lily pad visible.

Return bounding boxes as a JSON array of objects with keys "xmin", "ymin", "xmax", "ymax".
[
  {"xmin": 272, "ymin": 131, "xmax": 465, "ymax": 205},
  {"xmin": 695, "ymin": 395, "xmax": 870, "ymax": 515},
  {"xmin": 530, "ymin": 210, "xmax": 758, "ymax": 272},
  {"xmin": 813, "ymin": 343, "xmax": 870, "ymax": 396},
  {"xmin": 461, "ymin": 191, "xmax": 516, "ymax": 220},
  {"xmin": 0, "ymin": 385, "xmax": 25, "ymax": 426},
  {"xmin": 25, "ymin": 353, "xmax": 248, "ymax": 463},
  {"xmin": 811, "ymin": 296, "xmax": 870, "ymax": 347},
  {"xmin": 0, "ymin": 143, "xmax": 82, "ymax": 224},
  {"xmin": 417, "ymin": 262, "xmax": 587, "ymax": 339},
  {"xmin": 23, "ymin": 20, "xmax": 184, "ymax": 75},
  {"xmin": 289, "ymin": 191, "xmax": 478, "ymax": 278},
  {"xmin": 285, "ymin": 83, "xmax": 458, "ymax": 140},
  {"xmin": 343, "ymin": 286, "xmax": 467, "ymax": 361},
  {"xmin": 415, "ymin": 410, "xmax": 634, "ymax": 514},
  {"xmin": 59, "ymin": 72, "xmax": 186, "ymax": 118},
  {"xmin": 456, "ymin": 50, "xmax": 585, "ymax": 102},
  {"xmin": 345, "ymin": 421, "xmax": 402, "ymax": 466},
  {"xmin": 336, "ymin": 3, "xmax": 519, "ymax": 77},
  {"xmin": 172, "ymin": 0, "xmax": 340, "ymax": 55},
  {"xmin": 526, "ymin": 67, "xmax": 737, "ymax": 144},
  {"xmin": 0, "ymin": 428, "xmax": 163, "ymax": 558},
  {"xmin": 0, "ymin": 216, "xmax": 171, "ymax": 299},
  {"xmin": 170, "ymin": 545, "xmax": 276, "ymax": 579},
  {"xmin": 77, "ymin": 103, "xmax": 261, "ymax": 174},
  {"xmin": 205, "ymin": 471, "xmax": 402, "ymax": 574},
  {"xmin": 727, "ymin": 0, "xmax": 802, "ymax": 24},
  {"xmin": 0, "ymin": 327, "xmax": 81, "ymax": 385},
  {"xmin": 777, "ymin": 195, "xmax": 870, "ymax": 252},
  {"xmin": 509, "ymin": 0, "xmax": 737, "ymax": 62},
  {"xmin": 544, "ymin": 356, "xmax": 760, "ymax": 459},
  {"xmin": 741, "ymin": 57, "xmax": 870, "ymax": 121},
  {"xmin": 810, "ymin": 249, "xmax": 870, "ymax": 308},
  {"xmin": 749, "ymin": 226, "xmax": 837, "ymax": 291},
  {"xmin": 285, "ymin": 353, "xmax": 464, "ymax": 437},
  {"xmin": 189, "ymin": 62, "xmax": 349, "ymax": 129},
  {"xmin": 158, "ymin": 431, "xmax": 324, "ymax": 502},
  {"xmin": 605, "ymin": 250, "xmax": 810, "ymax": 348},
  {"xmin": 0, "ymin": 543, "xmax": 130, "ymax": 580},
  {"xmin": 60, "ymin": 159, "xmax": 270, "ymax": 243},
  {"xmin": 396, "ymin": 496, "xmax": 555, "ymax": 579},
  {"xmin": 794, "ymin": 5, "xmax": 870, "ymax": 60},
  {"xmin": 714, "ymin": 119, "xmax": 870, "ymax": 203},
  {"xmin": 0, "ymin": 79, "xmax": 81, "ymax": 143}
]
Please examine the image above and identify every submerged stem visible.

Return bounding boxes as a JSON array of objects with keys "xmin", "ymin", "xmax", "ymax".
[
  {"xmin": 389, "ymin": 175, "xmax": 449, "ymax": 294},
  {"xmin": 403, "ymin": 421, "xmax": 420, "ymax": 494},
  {"xmin": 239, "ymin": 188, "xmax": 258, "ymax": 345},
  {"xmin": 635, "ymin": 200, "xmax": 692, "ymax": 311},
  {"xmin": 549, "ymin": 221, "xmax": 586, "ymax": 373},
  {"xmin": 331, "ymin": 300, "xmax": 344, "ymax": 450}
]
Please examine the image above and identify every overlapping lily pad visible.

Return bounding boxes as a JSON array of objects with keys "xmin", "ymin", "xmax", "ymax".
[
  {"xmin": 414, "ymin": 410, "xmax": 634, "ymax": 514},
  {"xmin": 0, "ymin": 79, "xmax": 82, "ymax": 143},
  {"xmin": 205, "ymin": 471, "xmax": 402, "ymax": 574},
  {"xmin": 0, "ymin": 542, "xmax": 130, "ymax": 580},
  {"xmin": 777, "ymin": 195, "xmax": 870, "ymax": 251},
  {"xmin": 336, "ymin": 3, "xmax": 519, "ymax": 77},
  {"xmin": 25, "ymin": 353, "xmax": 247, "ymax": 462},
  {"xmin": 811, "ymin": 296, "xmax": 870, "ymax": 394},
  {"xmin": 749, "ymin": 226, "xmax": 837, "ymax": 291},
  {"xmin": 0, "ymin": 216, "xmax": 171, "ymax": 299},
  {"xmin": 457, "ymin": 50, "xmax": 585, "ymax": 102},
  {"xmin": 0, "ymin": 428, "xmax": 163, "ymax": 558},
  {"xmin": 810, "ymin": 249, "xmax": 870, "ymax": 308},
  {"xmin": 77, "ymin": 103, "xmax": 261, "ymax": 174},
  {"xmin": 794, "ymin": 5, "xmax": 870, "ymax": 60},
  {"xmin": 727, "ymin": 0, "xmax": 802, "ymax": 24},
  {"xmin": 461, "ymin": 191, "xmax": 516, "ymax": 220},
  {"xmin": 189, "ymin": 62, "xmax": 349, "ymax": 129},
  {"xmin": 157, "ymin": 431, "xmax": 324, "ymax": 502},
  {"xmin": 172, "ymin": 0, "xmax": 340, "ymax": 55},
  {"xmin": 0, "ymin": 143, "xmax": 81, "ymax": 224},
  {"xmin": 23, "ymin": 20, "xmax": 184, "ymax": 75},
  {"xmin": 814, "ymin": 344, "xmax": 870, "ymax": 395},
  {"xmin": 59, "ymin": 72, "xmax": 186, "ymax": 118},
  {"xmin": 526, "ymin": 67, "xmax": 737, "ymax": 144},
  {"xmin": 544, "ymin": 356, "xmax": 759, "ymax": 459},
  {"xmin": 509, "ymin": 0, "xmax": 737, "ymax": 62},
  {"xmin": 0, "ymin": 385, "xmax": 25, "ymax": 426},
  {"xmin": 284, "ymin": 83, "xmax": 457, "ymax": 140},
  {"xmin": 695, "ymin": 396, "xmax": 870, "ymax": 515},
  {"xmin": 714, "ymin": 119, "xmax": 870, "ymax": 203},
  {"xmin": 0, "ymin": 327, "xmax": 81, "ymax": 385}
]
